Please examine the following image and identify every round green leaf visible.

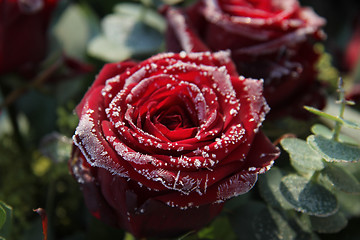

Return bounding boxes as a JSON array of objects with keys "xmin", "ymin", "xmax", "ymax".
[
  {"xmin": 40, "ymin": 133, "xmax": 73, "ymax": 163},
  {"xmin": 0, "ymin": 205, "xmax": 5, "ymax": 230},
  {"xmin": 228, "ymin": 202, "xmax": 266, "ymax": 240},
  {"xmin": 335, "ymin": 190, "xmax": 360, "ymax": 218},
  {"xmin": 258, "ymin": 167, "xmax": 293, "ymax": 210},
  {"xmin": 253, "ymin": 207, "xmax": 296, "ymax": 240},
  {"xmin": 197, "ymin": 216, "xmax": 236, "ymax": 240},
  {"xmin": 307, "ymin": 135, "xmax": 360, "ymax": 163},
  {"xmin": 88, "ymin": 5, "xmax": 164, "ymax": 62},
  {"xmin": 311, "ymin": 124, "xmax": 358, "ymax": 145},
  {"xmin": 309, "ymin": 211, "xmax": 348, "ymax": 233},
  {"xmin": 311, "ymin": 124, "xmax": 332, "ymax": 138},
  {"xmin": 54, "ymin": 3, "xmax": 100, "ymax": 58},
  {"xmin": 0, "ymin": 202, "xmax": 12, "ymax": 239},
  {"xmin": 280, "ymin": 175, "xmax": 338, "ymax": 216},
  {"xmin": 113, "ymin": 3, "xmax": 166, "ymax": 32},
  {"xmin": 281, "ymin": 138, "xmax": 324, "ymax": 173},
  {"xmin": 319, "ymin": 164, "xmax": 360, "ymax": 194}
]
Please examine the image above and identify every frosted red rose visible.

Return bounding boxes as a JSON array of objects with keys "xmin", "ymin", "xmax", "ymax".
[
  {"xmin": 69, "ymin": 51, "xmax": 279, "ymax": 238},
  {"xmin": 164, "ymin": 0, "xmax": 327, "ymax": 118}
]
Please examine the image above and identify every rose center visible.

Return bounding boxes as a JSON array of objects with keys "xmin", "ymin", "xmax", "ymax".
[{"xmin": 155, "ymin": 105, "xmax": 194, "ymax": 130}]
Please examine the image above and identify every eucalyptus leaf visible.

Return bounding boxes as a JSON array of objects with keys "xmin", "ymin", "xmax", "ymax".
[
  {"xmin": 228, "ymin": 201, "xmax": 266, "ymax": 240},
  {"xmin": 307, "ymin": 135, "xmax": 360, "ymax": 163},
  {"xmin": 88, "ymin": 35, "xmax": 131, "ymax": 62},
  {"xmin": 258, "ymin": 167, "xmax": 293, "ymax": 210},
  {"xmin": 39, "ymin": 132, "xmax": 73, "ymax": 163},
  {"xmin": 0, "ymin": 202, "xmax": 12, "ymax": 239},
  {"xmin": 335, "ymin": 190, "xmax": 360, "ymax": 218},
  {"xmin": 254, "ymin": 207, "xmax": 297, "ymax": 240},
  {"xmin": 280, "ymin": 138, "xmax": 324, "ymax": 173},
  {"xmin": 280, "ymin": 175, "xmax": 338, "ymax": 216},
  {"xmin": 113, "ymin": 3, "xmax": 166, "ymax": 32},
  {"xmin": 54, "ymin": 3, "xmax": 100, "ymax": 58},
  {"xmin": 0, "ymin": 205, "xmax": 5, "ymax": 230},
  {"xmin": 197, "ymin": 216, "xmax": 236, "ymax": 240},
  {"xmin": 309, "ymin": 211, "xmax": 348, "ymax": 233},
  {"xmin": 88, "ymin": 4, "xmax": 164, "ymax": 62},
  {"xmin": 311, "ymin": 124, "xmax": 358, "ymax": 145},
  {"xmin": 319, "ymin": 164, "xmax": 360, "ymax": 194}
]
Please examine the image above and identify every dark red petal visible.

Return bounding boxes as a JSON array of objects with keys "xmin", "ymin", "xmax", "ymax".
[
  {"xmin": 164, "ymin": 7, "xmax": 210, "ymax": 52},
  {"xmin": 76, "ymin": 61, "xmax": 136, "ymax": 115},
  {"xmin": 241, "ymin": 131, "xmax": 280, "ymax": 172}
]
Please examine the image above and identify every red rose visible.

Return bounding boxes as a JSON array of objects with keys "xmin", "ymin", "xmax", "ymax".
[
  {"xmin": 164, "ymin": 0, "xmax": 327, "ymax": 118},
  {"xmin": 344, "ymin": 14, "xmax": 360, "ymax": 72},
  {"xmin": 0, "ymin": 0, "xmax": 58, "ymax": 74},
  {"xmin": 69, "ymin": 51, "xmax": 280, "ymax": 238}
]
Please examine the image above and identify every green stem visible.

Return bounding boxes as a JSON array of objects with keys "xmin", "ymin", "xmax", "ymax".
[
  {"xmin": 45, "ymin": 176, "xmax": 56, "ymax": 240},
  {"xmin": 332, "ymin": 78, "xmax": 346, "ymax": 142},
  {"xmin": 310, "ymin": 170, "xmax": 321, "ymax": 183}
]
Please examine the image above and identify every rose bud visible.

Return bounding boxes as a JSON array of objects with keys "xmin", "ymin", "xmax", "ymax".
[
  {"xmin": 0, "ymin": 0, "xmax": 58, "ymax": 74},
  {"xmin": 69, "ymin": 51, "xmax": 280, "ymax": 238},
  {"xmin": 163, "ymin": 0, "xmax": 327, "ymax": 118}
]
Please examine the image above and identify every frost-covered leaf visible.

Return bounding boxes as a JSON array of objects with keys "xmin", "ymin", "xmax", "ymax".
[
  {"xmin": 258, "ymin": 168, "xmax": 293, "ymax": 210},
  {"xmin": 309, "ymin": 211, "xmax": 348, "ymax": 233},
  {"xmin": 319, "ymin": 164, "xmax": 360, "ymax": 194},
  {"xmin": 280, "ymin": 175, "xmax": 338, "ymax": 216},
  {"xmin": 0, "ymin": 202, "xmax": 12, "ymax": 239},
  {"xmin": 310, "ymin": 124, "xmax": 358, "ymax": 145},
  {"xmin": 88, "ymin": 3, "xmax": 164, "ymax": 62},
  {"xmin": 280, "ymin": 138, "xmax": 324, "ymax": 173},
  {"xmin": 307, "ymin": 135, "xmax": 360, "ymax": 163},
  {"xmin": 254, "ymin": 207, "xmax": 296, "ymax": 240}
]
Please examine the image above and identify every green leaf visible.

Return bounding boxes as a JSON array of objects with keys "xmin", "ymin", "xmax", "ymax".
[
  {"xmin": 304, "ymin": 106, "xmax": 360, "ymax": 130},
  {"xmin": 319, "ymin": 164, "xmax": 360, "ymax": 194},
  {"xmin": 307, "ymin": 135, "xmax": 360, "ymax": 163},
  {"xmin": 228, "ymin": 201, "xmax": 266, "ymax": 240},
  {"xmin": 197, "ymin": 216, "xmax": 236, "ymax": 240},
  {"xmin": 310, "ymin": 124, "xmax": 358, "ymax": 145},
  {"xmin": 309, "ymin": 211, "xmax": 348, "ymax": 233},
  {"xmin": 335, "ymin": 190, "xmax": 360, "ymax": 218},
  {"xmin": 113, "ymin": 3, "xmax": 166, "ymax": 32},
  {"xmin": 39, "ymin": 133, "xmax": 72, "ymax": 163},
  {"xmin": 280, "ymin": 175, "xmax": 338, "ymax": 216},
  {"xmin": 280, "ymin": 138, "xmax": 324, "ymax": 173},
  {"xmin": 258, "ymin": 168, "xmax": 293, "ymax": 210},
  {"xmin": 88, "ymin": 3, "xmax": 164, "ymax": 62},
  {"xmin": 342, "ymin": 118, "xmax": 360, "ymax": 130},
  {"xmin": 254, "ymin": 207, "xmax": 297, "ymax": 240},
  {"xmin": 0, "ymin": 202, "xmax": 12, "ymax": 239},
  {"xmin": 54, "ymin": 3, "xmax": 100, "ymax": 59},
  {"xmin": 0, "ymin": 205, "xmax": 5, "ymax": 230}
]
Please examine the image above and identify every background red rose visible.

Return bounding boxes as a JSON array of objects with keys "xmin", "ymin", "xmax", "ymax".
[
  {"xmin": 69, "ymin": 51, "xmax": 279, "ymax": 238},
  {"xmin": 164, "ymin": 0, "xmax": 327, "ymax": 118},
  {"xmin": 0, "ymin": 0, "xmax": 58, "ymax": 74}
]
